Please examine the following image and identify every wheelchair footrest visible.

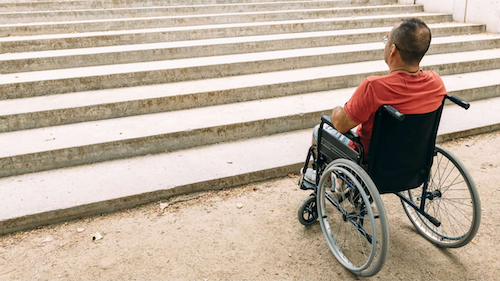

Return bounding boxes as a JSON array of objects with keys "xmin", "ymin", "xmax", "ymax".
[{"xmin": 299, "ymin": 180, "xmax": 316, "ymax": 191}]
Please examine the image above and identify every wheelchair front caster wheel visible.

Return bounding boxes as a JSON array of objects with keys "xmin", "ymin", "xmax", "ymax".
[{"xmin": 298, "ymin": 195, "xmax": 318, "ymax": 226}]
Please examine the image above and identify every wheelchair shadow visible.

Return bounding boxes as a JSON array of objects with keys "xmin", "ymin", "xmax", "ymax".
[
  {"xmin": 395, "ymin": 224, "xmax": 468, "ymax": 269},
  {"xmin": 406, "ymin": 224, "xmax": 467, "ymax": 261}
]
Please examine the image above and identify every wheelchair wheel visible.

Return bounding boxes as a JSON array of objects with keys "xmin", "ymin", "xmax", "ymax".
[
  {"xmin": 317, "ymin": 159, "xmax": 389, "ymax": 277},
  {"xmin": 401, "ymin": 145, "xmax": 481, "ymax": 248},
  {"xmin": 298, "ymin": 194, "xmax": 318, "ymax": 226}
]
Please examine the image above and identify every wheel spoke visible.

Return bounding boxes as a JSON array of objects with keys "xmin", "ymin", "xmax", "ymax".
[
  {"xmin": 440, "ymin": 201, "xmax": 467, "ymax": 238},
  {"xmin": 402, "ymin": 146, "xmax": 480, "ymax": 247},
  {"xmin": 317, "ymin": 160, "xmax": 389, "ymax": 276},
  {"xmin": 439, "ymin": 158, "xmax": 453, "ymax": 188},
  {"xmin": 440, "ymin": 171, "xmax": 462, "ymax": 194}
]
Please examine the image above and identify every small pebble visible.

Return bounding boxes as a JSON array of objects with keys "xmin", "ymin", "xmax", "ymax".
[
  {"xmin": 159, "ymin": 203, "xmax": 169, "ymax": 211},
  {"xmin": 465, "ymin": 140, "xmax": 475, "ymax": 147},
  {"xmin": 92, "ymin": 232, "xmax": 103, "ymax": 241},
  {"xmin": 236, "ymin": 203, "xmax": 243, "ymax": 209}
]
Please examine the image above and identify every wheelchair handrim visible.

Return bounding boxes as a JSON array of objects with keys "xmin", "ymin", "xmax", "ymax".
[{"xmin": 317, "ymin": 165, "xmax": 377, "ymax": 272}]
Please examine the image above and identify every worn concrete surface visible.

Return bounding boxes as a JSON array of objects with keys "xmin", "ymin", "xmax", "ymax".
[
  {"xmin": 3, "ymin": 45, "xmax": 500, "ymax": 99},
  {"xmin": 1, "ymin": 96, "xmax": 499, "ymax": 235},
  {"xmin": 2, "ymin": 32, "xmax": 500, "ymax": 73},
  {"xmin": 1, "ymin": 0, "xmax": 400, "ymax": 23},
  {"xmin": 0, "ymin": 0, "xmax": 395, "ymax": 12},
  {"xmin": 0, "ymin": 73, "xmax": 499, "ymax": 177},
  {"xmin": 0, "ymin": 12, "xmax": 451, "ymax": 37},
  {"xmin": 0, "ymin": 22, "xmax": 484, "ymax": 53},
  {"xmin": 0, "ymin": 5, "xmax": 425, "ymax": 36},
  {"xmin": 0, "ymin": 66, "xmax": 498, "ymax": 133}
]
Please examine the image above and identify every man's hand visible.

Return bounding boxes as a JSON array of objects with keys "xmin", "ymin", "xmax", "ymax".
[{"xmin": 331, "ymin": 106, "xmax": 359, "ymax": 133}]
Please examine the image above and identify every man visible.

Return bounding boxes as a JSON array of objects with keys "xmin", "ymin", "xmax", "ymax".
[{"xmin": 303, "ymin": 18, "xmax": 447, "ymax": 185}]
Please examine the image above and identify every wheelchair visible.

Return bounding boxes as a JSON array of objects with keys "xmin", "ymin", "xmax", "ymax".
[{"xmin": 297, "ymin": 95, "xmax": 481, "ymax": 277}]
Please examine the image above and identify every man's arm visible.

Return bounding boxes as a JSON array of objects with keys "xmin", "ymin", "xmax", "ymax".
[{"xmin": 331, "ymin": 106, "xmax": 359, "ymax": 133}]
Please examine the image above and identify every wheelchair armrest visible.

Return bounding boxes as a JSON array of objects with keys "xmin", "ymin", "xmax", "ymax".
[
  {"xmin": 321, "ymin": 115, "xmax": 360, "ymax": 143},
  {"xmin": 446, "ymin": 95, "xmax": 470, "ymax": 109},
  {"xmin": 344, "ymin": 130, "xmax": 360, "ymax": 143},
  {"xmin": 321, "ymin": 115, "xmax": 334, "ymax": 127}
]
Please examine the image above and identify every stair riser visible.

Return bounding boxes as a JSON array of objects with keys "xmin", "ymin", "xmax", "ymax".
[
  {"xmin": 0, "ymin": 0, "xmax": 396, "ymax": 12},
  {"xmin": 0, "ymin": 1, "xmax": 399, "ymax": 23},
  {"xmin": 2, "ymin": 49, "xmax": 498, "ymax": 100},
  {"xmin": 3, "ymin": 78, "xmax": 499, "ymax": 134},
  {"xmin": 0, "ymin": 10, "xmax": 441, "ymax": 37},
  {"xmin": 0, "ymin": 160, "xmax": 301, "ymax": 236},
  {"xmin": 0, "ymin": 111, "xmax": 327, "ymax": 179},
  {"xmin": 1, "ymin": 15, "xmax": 466, "ymax": 54},
  {"xmin": 1, "ymin": 120, "xmax": 498, "ymax": 235},
  {"xmin": 0, "ymin": 72, "xmax": 385, "ymax": 132},
  {"xmin": 4, "ymin": 37, "xmax": 500, "ymax": 74},
  {"xmin": 2, "ymin": 83, "xmax": 499, "ymax": 178}
]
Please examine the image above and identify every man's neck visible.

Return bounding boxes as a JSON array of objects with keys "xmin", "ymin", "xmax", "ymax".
[{"xmin": 389, "ymin": 64, "xmax": 420, "ymax": 75}]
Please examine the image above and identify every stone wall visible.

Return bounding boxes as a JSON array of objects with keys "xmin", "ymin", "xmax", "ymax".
[{"xmin": 399, "ymin": 0, "xmax": 500, "ymax": 33}]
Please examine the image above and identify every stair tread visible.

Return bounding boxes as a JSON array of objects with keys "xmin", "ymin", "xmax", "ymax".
[
  {"xmin": 0, "ymin": 21, "xmax": 475, "ymax": 43},
  {"xmin": 0, "ymin": 0, "xmax": 398, "ymax": 15},
  {"xmin": 1, "ymin": 57, "xmax": 500, "ymax": 116},
  {"xmin": 0, "ymin": 5, "xmax": 421, "ymax": 27},
  {"xmin": 2, "ymin": 32, "xmax": 498, "ymax": 61},
  {"xmin": 1, "ymin": 70, "xmax": 499, "ymax": 158},
  {"xmin": 2, "ymin": 46, "xmax": 500, "ymax": 84},
  {"xmin": 0, "ymin": 0, "xmax": 498, "ymax": 236},
  {"xmin": 0, "ymin": 128, "xmax": 312, "ymax": 221},
  {"xmin": 1, "ymin": 96, "xmax": 499, "ymax": 221},
  {"xmin": 0, "ymin": 11, "xmax": 448, "ymax": 38}
]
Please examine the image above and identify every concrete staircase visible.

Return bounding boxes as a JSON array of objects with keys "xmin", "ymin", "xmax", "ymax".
[{"xmin": 1, "ymin": 0, "xmax": 500, "ymax": 235}]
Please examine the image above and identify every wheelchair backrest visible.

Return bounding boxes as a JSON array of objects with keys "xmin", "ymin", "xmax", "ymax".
[{"xmin": 367, "ymin": 102, "xmax": 444, "ymax": 194}]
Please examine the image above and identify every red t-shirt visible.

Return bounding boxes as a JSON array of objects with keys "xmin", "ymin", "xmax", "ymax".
[{"xmin": 344, "ymin": 70, "xmax": 447, "ymax": 155}]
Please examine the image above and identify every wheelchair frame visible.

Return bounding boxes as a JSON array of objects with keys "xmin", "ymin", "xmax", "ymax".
[{"xmin": 297, "ymin": 95, "xmax": 481, "ymax": 277}]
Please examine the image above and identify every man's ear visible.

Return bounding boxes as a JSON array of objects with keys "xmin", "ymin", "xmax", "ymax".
[{"xmin": 389, "ymin": 44, "xmax": 398, "ymax": 57}]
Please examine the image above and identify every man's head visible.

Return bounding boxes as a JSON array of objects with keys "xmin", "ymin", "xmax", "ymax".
[{"xmin": 384, "ymin": 18, "xmax": 432, "ymax": 68}]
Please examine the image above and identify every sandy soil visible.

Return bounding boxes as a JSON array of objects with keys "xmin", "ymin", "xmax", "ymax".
[{"xmin": 1, "ymin": 131, "xmax": 499, "ymax": 281}]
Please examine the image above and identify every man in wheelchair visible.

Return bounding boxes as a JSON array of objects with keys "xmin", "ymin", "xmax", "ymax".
[
  {"xmin": 302, "ymin": 18, "xmax": 446, "ymax": 185},
  {"xmin": 296, "ymin": 18, "xmax": 481, "ymax": 277}
]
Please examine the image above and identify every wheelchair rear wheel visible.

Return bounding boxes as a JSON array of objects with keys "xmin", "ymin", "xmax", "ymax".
[
  {"xmin": 317, "ymin": 159, "xmax": 389, "ymax": 277},
  {"xmin": 401, "ymin": 145, "xmax": 481, "ymax": 248}
]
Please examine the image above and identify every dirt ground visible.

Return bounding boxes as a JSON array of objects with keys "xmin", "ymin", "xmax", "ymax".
[{"xmin": 1, "ymin": 131, "xmax": 499, "ymax": 281}]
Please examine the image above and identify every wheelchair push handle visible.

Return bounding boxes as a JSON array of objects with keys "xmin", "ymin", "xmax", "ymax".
[
  {"xmin": 446, "ymin": 95, "xmax": 470, "ymax": 110},
  {"xmin": 382, "ymin": 105, "xmax": 405, "ymax": 121}
]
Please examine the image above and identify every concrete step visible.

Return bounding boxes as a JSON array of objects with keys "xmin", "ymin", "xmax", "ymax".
[
  {"xmin": 1, "ymin": 95, "xmax": 499, "ymax": 235},
  {"xmin": 4, "ymin": 33, "xmax": 500, "ymax": 74},
  {"xmin": 0, "ymin": 0, "xmax": 395, "ymax": 12},
  {"xmin": 2, "ymin": 46, "xmax": 500, "ymax": 100},
  {"xmin": 2, "ymin": 66, "xmax": 499, "ymax": 133},
  {"xmin": 0, "ymin": 0, "xmax": 398, "ymax": 23},
  {"xmin": 1, "ymin": 67, "xmax": 499, "ymax": 178},
  {"xmin": 1, "ymin": 22, "xmax": 483, "ymax": 54},
  {"xmin": 3, "ymin": 63, "xmax": 500, "ymax": 133},
  {"xmin": 0, "ymin": 10, "xmax": 445, "ymax": 37}
]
